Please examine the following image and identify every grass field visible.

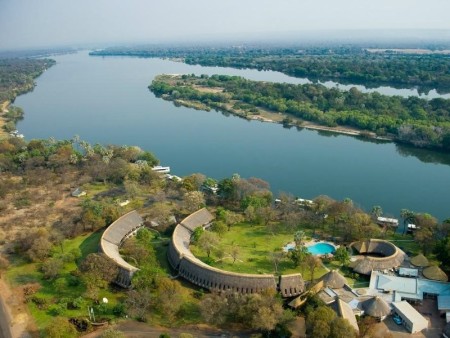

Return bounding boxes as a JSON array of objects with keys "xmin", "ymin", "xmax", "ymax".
[
  {"xmin": 6, "ymin": 230, "xmax": 126, "ymax": 330},
  {"xmin": 190, "ymin": 223, "xmax": 328, "ymax": 280}
]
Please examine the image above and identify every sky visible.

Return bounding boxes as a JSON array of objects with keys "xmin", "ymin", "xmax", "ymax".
[{"xmin": 1, "ymin": 0, "xmax": 450, "ymax": 50}]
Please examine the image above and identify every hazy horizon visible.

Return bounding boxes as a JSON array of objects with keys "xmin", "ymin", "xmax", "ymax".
[{"xmin": 1, "ymin": 0, "xmax": 450, "ymax": 51}]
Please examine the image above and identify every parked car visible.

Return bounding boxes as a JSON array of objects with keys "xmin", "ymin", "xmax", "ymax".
[{"xmin": 392, "ymin": 314, "xmax": 402, "ymax": 325}]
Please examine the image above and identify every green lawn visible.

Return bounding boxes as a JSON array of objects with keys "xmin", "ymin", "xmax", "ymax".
[
  {"xmin": 6, "ymin": 230, "xmax": 126, "ymax": 330},
  {"xmin": 190, "ymin": 223, "xmax": 327, "ymax": 280}
]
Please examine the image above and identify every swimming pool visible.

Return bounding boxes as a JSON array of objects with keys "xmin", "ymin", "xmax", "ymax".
[{"xmin": 307, "ymin": 243, "xmax": 336, "ymax": 255}]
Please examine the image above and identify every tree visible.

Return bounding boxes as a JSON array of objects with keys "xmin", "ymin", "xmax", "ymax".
[
  {"xmin": 330, "ymin": 317, "xmax": 358, "ymax": 338},
  {"xmin": 183, "ymin": 191, "xmax": 205, "ymax": 212},
  {"xmin": 414, "ymin": 213, "xmax": 438, "ymax": 254},
  {"xmin": 270, "ymin": 250, "xmax": 284, "ymax": 274},
  {"xmin": 155, "ymin": 278, "xmax": 184, "ymax": 320},
  {"xmin": 211, "ymin": 221, "xmax": 227, "ymax": 237},
  {"xmin": 257, "ymin": 206, "xmax": 276, "ymax": 227},
  {"xmin": 199, "ymin": 293, "xmax": 228, "ymax": 325},
  {"xmin": 358, "ymin": 316, "xmax": 378, "ymax": 338},
  {"xmin": 79, "ymin": 253, "xmax": 119, "ymax": 284},
  {"xmin": 198, "ymin": 231, "xmax": 219, "ymax": 258},
  {"xmin": 400, "ymin": 209, "xmax": 416, "ymax": 235},
  {"xmin": 28, "ymin": 237, "xmax": 52, "ymax": 262},
  {"xmin": 230, "ymin": 245, "xmax": 241, "ymax": 264},
  {"xmin": 294, "ymin": 230, "xmax": 306, "ymax": 246},
  {"xmin": 289, "ymin": 245, "xmax": 309, "ymax": 269},
  {"xmin": 306, "ymin": 305, "xmax": 335, "ymax": 338},
  {"xmin": 121, "ymin": 239, "xmax": 150, "ymax": 266},
  {"xmin": 306, "ymin": 255, "xmax": 322, "ymax": 282},
  {"xmin": 126, "ymin": 288, "xmax": 152, "ymax": 321},
  {"xmin": 222, "ymin": 210, "xmax": 244, "ymax": 231},
  {"xmin": 245, "ymin": 290, "xmax": 284, "ymax": 333},
  {"xmin": 371, "ymin": 205, "xmax": 383, "ymax": 220},
  {"xmin": 41, "ymin": 258, "xmax": 63, "ymax": 280},
  {"xmin": 334, "ymin": 247, "xmax": 350, "ymax": 266}
]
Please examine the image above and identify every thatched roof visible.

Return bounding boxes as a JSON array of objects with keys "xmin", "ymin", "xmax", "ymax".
[
  {"xmin": 423, "ymin": 265, "xmax": 448, "ymax": 282},
  {"xmin": 330, "ymin": 298, "xmax": 359, "ymax": 333},
  {"xmin": 320, "ymin": 270, "xmax": 347, "ymax": 289},
  {"xmin": 362, "ymin": 296, "xmax": 391, "ymax": 318},
  {"xmin": 279, "ymin": 274, "xmax": 305, "ymax": 297},
  {"xmin": 350, "ymin": 239, "xmax": 405, "ymax": 275},
  {"xmin": 410, "ymin": 253, "xmax": 430, "ymax": 267}
]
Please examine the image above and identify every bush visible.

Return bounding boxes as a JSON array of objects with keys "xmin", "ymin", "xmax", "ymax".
[
  {"xmin": 112, "ymin": 303, "xmax": 126, "ymax": 317},
  {"xmin": 31, "ymin": 296, "xmax": 48, "ymax": 309},
  {"xmin": 48, "ymin": 303, "xmax": 66, "ymax": 316},
  {"xmin": 67, "ymin": 275, "xmax": 81, "ymax": 287},
  {"xmin": 69, "ymin": 297, "xmax": 84, "ymax": 310}
]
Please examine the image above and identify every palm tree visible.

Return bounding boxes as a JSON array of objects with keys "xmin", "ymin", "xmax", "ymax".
[
  {"xmin": 400, "ymin": 209, "xmax": 416, "ymax": 235},
  {"xmin": 371, "ymin": 205, "xmax": 383, "ymax": 220}
]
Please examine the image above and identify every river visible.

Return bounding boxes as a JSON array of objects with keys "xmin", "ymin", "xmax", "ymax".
[{"xmin": 15, "ymin": 51, "xmax": 450, "ymax": 222}]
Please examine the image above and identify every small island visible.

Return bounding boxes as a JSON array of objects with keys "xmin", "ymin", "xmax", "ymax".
[{"xmin": 150, "ymin": 73, "xmax": 450, "ymax": 151}]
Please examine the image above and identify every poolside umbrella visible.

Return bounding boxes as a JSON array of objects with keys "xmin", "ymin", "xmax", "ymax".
[
  {"xmin": 320, "ymin": 269, "xmax": 347, "ymax": 289},
  {"xmin": 410, "ymin": 253, "xmax": 430, "ymax": 267},
  {"xmin": 362, "ymin": 296, "xmax": 391, "ymax": 318},
  {"xmin": 423, "ymin": 265, "xmax": 448, "ymax": 282}
]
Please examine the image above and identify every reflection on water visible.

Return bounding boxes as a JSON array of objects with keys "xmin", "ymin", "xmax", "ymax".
[{"xmin": 396, "ymin": 144, "xmax": 450, "ymax": 166}]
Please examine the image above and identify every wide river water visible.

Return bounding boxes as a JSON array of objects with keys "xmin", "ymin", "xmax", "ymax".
[{"xmin": 15, "ymin": 51, "xmax": 450, "ymax": 222}]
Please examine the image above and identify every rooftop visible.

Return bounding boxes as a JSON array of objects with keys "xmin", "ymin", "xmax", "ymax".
[{"xmin": 392, "ymin": 301, "xmax": 428, "ymax": 328}]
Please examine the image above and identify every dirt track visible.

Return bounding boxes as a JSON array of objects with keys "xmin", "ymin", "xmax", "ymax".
[{"xmin": 0, "ymin": 294, "xmax": 13, "ymax": 338}]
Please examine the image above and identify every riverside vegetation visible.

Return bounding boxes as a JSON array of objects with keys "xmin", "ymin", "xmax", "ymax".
[
  {"xmin": 91, "ymin": 45, "xmax": 450, "ymax": 93},
  {"xmin": 1, "ymin": 135, "xmax": 450, "ymax": 337},
  {"xmin": 0, "ymin": 58, "xmax": 55, "ymax": 136},
  {"xmin": 150, "ymin": 74, "xmax": 450, "ymax": 150}
]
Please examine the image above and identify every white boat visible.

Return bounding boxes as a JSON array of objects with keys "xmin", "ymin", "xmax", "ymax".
[
  {"xmin": 377, "ymin": 216, "xmax": 399, "ymax": 227},
  {"xmin": 151, "ymin": 165, "xmax": 170, "ymax": 174}
]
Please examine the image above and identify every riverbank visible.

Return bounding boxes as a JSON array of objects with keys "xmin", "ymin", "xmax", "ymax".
[
  {"xmin": 0, "ymin": 101, "xmax": 10, "ymax": 139},
  {"xmin": 165, "ymin": 82, "xmax": 394, "ymax": 142}
]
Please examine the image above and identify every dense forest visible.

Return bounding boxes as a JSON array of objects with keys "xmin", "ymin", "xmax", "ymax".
[
  {"xmin": 0, "ymin": 58, "xmax": 55, "ymax": 103},
  {"xmin": 150, "ymin": 74, "xmax": 450, "ymax": 150},
  {"xmin": 90, "ymin": 46, "xmax": 450, "ymax": 93}
]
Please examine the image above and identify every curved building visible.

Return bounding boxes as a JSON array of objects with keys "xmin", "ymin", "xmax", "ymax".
[
  {"xmin": 99, "ymin": 210, "xmax": 144, "ymax": 287},
  {"xmin": 101, "ymin": 208, "xmax": 305, "ymax": 296},
  {"xmin": 350, "ymin": 239, "xmax": 405, "ymax": 275},
  {"xmin": 168, "ymin": 208, "xmax": 305, "ymax": 297}
]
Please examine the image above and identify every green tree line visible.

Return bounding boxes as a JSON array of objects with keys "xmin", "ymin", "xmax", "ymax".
[{"xmin": 150, "ymin": 74, "xmax": 450, "ymax": 150}]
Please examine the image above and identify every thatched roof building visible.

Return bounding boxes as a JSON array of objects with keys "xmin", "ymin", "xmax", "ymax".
[
  {"xmin": 320, "ymin": 270, "xmax": 347, "ymax": 289},
  {"xmin": 279, "ymin": 274, "xmax": 305, "ymax": 297},
  {"xmin": 362, "ymin": 296, "xmax": 391, "ymax": 319},
  {"xmin": 350, "ymin": 239, "xmax": 405, "ymax": 275},
  {"xmin": 410, "ymin": 253, "xmax": 430, "ymax": 267},
  {"xmin": 423, "ymin": 265, "xmax": 448, "ymax": 282},
  {"xmin": 330, "ymin": 298, "xmax": 359, "ymax": 334}
]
